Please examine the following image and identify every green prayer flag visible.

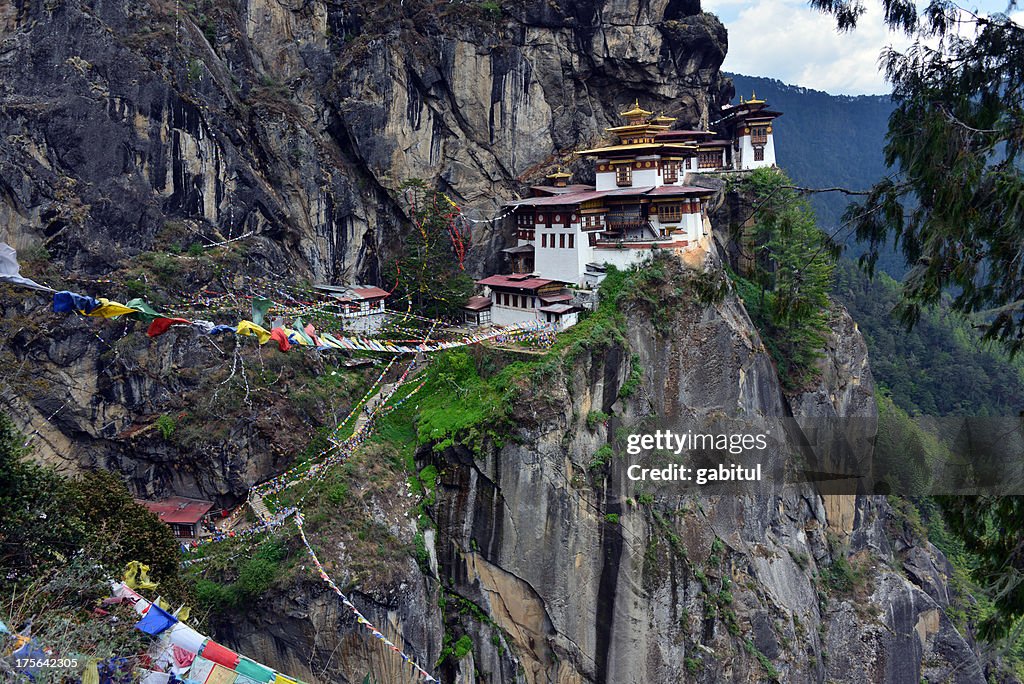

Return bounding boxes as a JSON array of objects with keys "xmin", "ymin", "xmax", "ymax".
[
  {"xmin": 126, "ymin": 298, "xmax": 161, "ymax": 322},
  {"xmin": 251, "ymin": 296, "xmax": 273, "ymax": 327}
]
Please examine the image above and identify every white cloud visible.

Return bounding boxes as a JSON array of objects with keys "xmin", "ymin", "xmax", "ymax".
[{"xmin": 704, "ymin": 0, "xmax": 914, "ymax": 94}]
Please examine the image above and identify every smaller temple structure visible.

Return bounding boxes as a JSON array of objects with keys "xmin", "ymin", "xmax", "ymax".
[
  {"xmin": 475, "ymin": 274, "xmax": 579, "ymax": 331},
  {"xmin": 138, "ymin": 496, "xmax": 215, "ymax": 539},
  {"xmin": 314, "ymin": 283, "xmax": 390, "ymax": 333}
]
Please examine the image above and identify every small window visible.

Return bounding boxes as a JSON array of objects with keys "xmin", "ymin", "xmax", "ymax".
[
  {"xmin": 559, "ymin": 234, "xmax": 566, "ymax": 249},
  {"xmin": 662, "ymin": 162, "xmax": 678, "ymax": 184},
  {"xmin": 568, "ymin": 234, "xmax": 575, "ymax": 249},
  {"xmin": 615, "ymin": 165, "xmax": 632, "ymax": 186},
  {"xmin": 541, "ymin": 234, "xmax": 547, "ymax": 248},
  {"xmin": 754, "ymin": 147, "xmax": 765, "ymax": 161}
]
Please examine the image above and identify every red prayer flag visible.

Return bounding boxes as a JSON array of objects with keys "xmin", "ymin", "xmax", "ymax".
[
  {"xmin": 147, "ymin": 317, "xmax": 192, "ymax": 337},
  {"xmin": 199, "ymin": 639, "xmax": 240, "ymax": 669},
  {"xmin": 269, "ymin": 327, "xmax": 291, "ymax": 352}
]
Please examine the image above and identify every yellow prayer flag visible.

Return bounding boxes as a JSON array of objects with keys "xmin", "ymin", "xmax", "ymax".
[
  {"xmin": 206, "ymin": 663, "xmax": 238, "ymax": 684},
  {"xmin": 236, "ymin": 320, "xmax": 272, "ymax": 344},
  {"xmin": 273, "ymin": 675, "xmax": 297, "ymax": 684},
  {"xmin": 123, "ymin": 560, "xmax": 159, "ymax": 591},
  {"xmin": 86, "ymin": 298, "xmax": 140, "ymax": 318}
]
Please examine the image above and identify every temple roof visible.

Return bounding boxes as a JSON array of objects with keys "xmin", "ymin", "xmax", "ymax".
[
  {"xmin": 463, "ymin": 295, "xmax": 493, "ymax": 311},
  {"xmin": 619, "ymin": 99, "xmax": 653, "ymax": 117},
  {"xmin": 576, "ymin": 142, "xmax": 698, "ymax": 156},
  {"xmin": 477, "ymin": 274, "xmax": 559, "ymax": 291},
  {"xmin": 138, "ymin": 497, "xmax": 214, "ymax": 525},
  {"xmin": 508, "ymin": 184, "xmax": 712, "ymax": 207}
]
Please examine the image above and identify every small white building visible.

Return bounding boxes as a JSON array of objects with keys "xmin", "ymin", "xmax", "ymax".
[
  {"xmin": 314, "ymin": 284, "xmax": 390, "ymax": 334},
  {"xmin": 475, "ymin": 274, "xmax": 579, "ymax": 331},
  {"xmin": 708, "ymin": 94, "xmax": 780, "ymax": 171}
]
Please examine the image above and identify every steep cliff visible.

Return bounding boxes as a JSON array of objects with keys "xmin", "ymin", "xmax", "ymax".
[
  {"xmin": 0, "ymin": 0, "xmax": 729, "ymax": 496},
  {"xmin": 0, "ymin": 2, "xmax": 996, "ymax": 683},
  {"xmin": 0, "ymin": 0, "xmax": 730, "ymax": 280},
  {"xmin": 203, "ymin": 255, "xmax": 990, "ymax": 684}
]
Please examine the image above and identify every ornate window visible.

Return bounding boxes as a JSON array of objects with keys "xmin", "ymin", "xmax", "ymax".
[
  {"xmin": 751, "ymin": 126, "xmax": 768, "ymax": 144},
  {"xmin": 698, "ymin": 151, "xmax": 720, "ymax": 169},
  {"xmin": 662, "ymin": 162, "xmax": 679, "ymax": 184},
  {"xmin": 615, "ymin": 165, "xmax": 632, "ymax": 186},
  {"xmin": 754, "ymin": 147, "xmax": 765, "ymax": 161},
  {"xmin": 658, "ymin": 204, "xmax": 682, "ymax": 223}
]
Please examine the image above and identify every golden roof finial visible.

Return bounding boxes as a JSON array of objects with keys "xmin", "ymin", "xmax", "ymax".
[
  {"xmin": 748, "ymin": 91, "xmax": 765, "ymax": 104},
  {"xmin": 619, "ymin": 99, "xmax": 654, "ymax": 118},
  {"xmin": 739, "ymin": 95, "xmax": 745, "ymax": 104}
]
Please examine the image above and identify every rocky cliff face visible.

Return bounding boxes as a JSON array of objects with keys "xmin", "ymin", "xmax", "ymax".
[
  {"xmin": 0, "ymin": 0, "xmax": 729, "ymax": 493},
  {"xmin": 0, "ymin": 0, "xmax": 730, "ymax": 281},
  {"xmin": 0, "ymin": 2, "xmax": 992, "ymax": 682},
  {"xmin": 210, "ymin": 255, "xmax": 990, "ymax": 684}
]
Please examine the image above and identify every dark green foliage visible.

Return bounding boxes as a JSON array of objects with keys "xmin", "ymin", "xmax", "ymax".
[
  {"xmin": 834, "ymin": 262, "xmax": 1024, "ymax": 416},
  {"xmin": 382, "ymin": 179, "xmax": 475, "ymax": 319},
  {"xmin": 731, "ymin": 168, "xmax": 836, "ymax": 389},
  {"xmin": 0, "ymin": 414, "xmax": 187, "ymax": 602},
  {"xmin": 0, "ymin": 414, "xmax": 190, "ymax": 671},
  {"xmin": 939, "ymin": 497, "xmax": 1024, "ymax": 640},
  {"xmin": 194, "ymin": 541, "xmax": 287, "ymax": 611},
  {"xmin": 809, "ymin": 2, "xmax": 1024, "ymax": 353}
]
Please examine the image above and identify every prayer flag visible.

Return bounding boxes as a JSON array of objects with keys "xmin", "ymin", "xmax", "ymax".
[
  {"xmin": 148, "ymin": 317, "xmax": 192, "ymax": 337},
  {"xmin": 251, "ymin": 296, "xmax": 273, "ymax": 327},
  {"xmin": 200, "ymin": 639, "xmax": 240, "ymax": 669},
  {"xmin": 236, "ymin": 321, "xmax": 272, "ymax": 345},
  {"xmin": 135, "ymin": 603, "xmax": 177, "ymax": 636},
  {"xmin": 0, "ymin": 243, "xmax": 53, "ymax": 292},
  {"xmin": 126, "ymin": 298, "xmax": 162, "ymax": 322},
  {"xmin": 53, "ymin": 290, "xmax": 100, "ymax": 313},
  {"xmin": 235, "ymin": 657, "xmax": 274, "ymax": 683}
]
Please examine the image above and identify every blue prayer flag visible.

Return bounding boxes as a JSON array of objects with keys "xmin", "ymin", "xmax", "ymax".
[{"xmin": 134, "ymin": 603, "xmax": 177, "ymax": 636}]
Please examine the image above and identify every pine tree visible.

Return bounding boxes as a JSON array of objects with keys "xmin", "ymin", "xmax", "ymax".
[
  {"xmin": 810, "ymin": 0, "xmax": 1024, "ymax": 353},
  {"xmin": 383, "ymin": 179, "xmax": 475, "ymax": 319}
]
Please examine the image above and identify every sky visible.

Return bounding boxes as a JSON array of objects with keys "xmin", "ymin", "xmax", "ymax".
[{"xmin": 703, "ymin": 0, "xmax": 1024, "ymax": 95}]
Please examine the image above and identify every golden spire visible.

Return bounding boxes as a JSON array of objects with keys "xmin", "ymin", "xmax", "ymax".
[
  {"xmin": 619, "ymin": 99, "xmax": 653, "ymax": 118},
  {"xmin": 748, "ymin": 90, "xmax": 765, "ymax": 104},
  {"xmin": 546, "ymin": 167, "xmax": 571, "ymax": 179}
]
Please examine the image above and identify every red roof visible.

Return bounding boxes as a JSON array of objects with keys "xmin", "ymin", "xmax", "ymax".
[
  {"xmin": 476, "ymin": 274, "xmax": 557, "ymax": 291},
  {"xmin": 463, "ymin": 296, "xmax": 493, "ymax": 311},
  {"xmin": 351, "ymin": 287, "xmax": 390, "ymax": 300},
  {"xmin": 138, "ymin": 496, "xmax": 214, "ymax": 525},
  {"xmin": 647, "ymin": 185, "xmax": 716, "ymax": 196}
]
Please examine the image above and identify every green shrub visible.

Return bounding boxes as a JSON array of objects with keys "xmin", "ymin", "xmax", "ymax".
[
  {"xmin": 585, "ymin": 410, "xmax": 610, "ymax": 430},
  {"xmin": 604, "ymin": 513, "xmax": 620, "ymax": 524},
  {"xmin": 155, "ymin": 414, "xmax": 176, "ymax": 440},
  {"xmin": 453, "ymin": 634, "xmax": 473, "ymax": 659}
]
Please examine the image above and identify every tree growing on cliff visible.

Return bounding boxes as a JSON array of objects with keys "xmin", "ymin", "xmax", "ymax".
[
  {"xmin": 732, "ymin": 168, "xmax": 837, "ymax": 389},
  {"xmin": 383, "ymin": 179, "xmax": 475, "ymax": 320}
]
